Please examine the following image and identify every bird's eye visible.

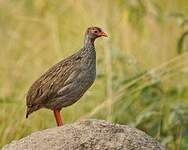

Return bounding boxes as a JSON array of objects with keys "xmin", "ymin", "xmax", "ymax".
[{"xmin": 94, "ymin": 30, "xmax": 98, "ymax": 33}]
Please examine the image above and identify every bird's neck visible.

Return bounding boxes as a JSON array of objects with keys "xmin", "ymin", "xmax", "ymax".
[{"xmin": 84, "ymin": 35, "xmax": 95, "ymax": 49}]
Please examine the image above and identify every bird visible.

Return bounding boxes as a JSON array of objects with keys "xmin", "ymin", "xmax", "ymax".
[{"xmin": 26, "ymin": 27, "xmax": 107, "ymax": 126}]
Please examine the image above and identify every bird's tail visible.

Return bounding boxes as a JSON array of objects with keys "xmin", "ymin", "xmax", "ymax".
[
  {"xmin": 26, "ymin": 107, "xmax": 33, "ymax": 118},
  {"xmin": 26, "ymin": 104, "xmax": 40, "ymax": 118},
  {"xmin": 26, "ymin": 110, "xmax": 29, "ymax": 118}
]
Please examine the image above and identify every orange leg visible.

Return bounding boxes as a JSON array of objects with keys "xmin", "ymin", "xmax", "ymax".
[{"xmin": 53, "ymin": 110, "xmax": 63, "ymax": 126}]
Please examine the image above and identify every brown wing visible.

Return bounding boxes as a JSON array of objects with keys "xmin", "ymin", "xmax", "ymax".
[{"xmin": 26, "ymin": 52, "xmax": 83, "ymax": 110}]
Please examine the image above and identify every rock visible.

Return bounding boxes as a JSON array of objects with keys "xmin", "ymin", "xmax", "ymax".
[{"xmin": 3, "ymin": 119, "xmax": 167, "ymax": 150}]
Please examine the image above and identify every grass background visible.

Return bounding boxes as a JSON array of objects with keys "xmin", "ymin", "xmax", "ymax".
[{"xmin": 0, "ymin": 0, "xmax": 188, "ymax": 149}]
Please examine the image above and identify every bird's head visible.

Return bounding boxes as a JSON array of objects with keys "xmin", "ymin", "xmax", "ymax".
[{"xmin": 85, "ymin": 27, "xmax": 107, "ymax": 41}]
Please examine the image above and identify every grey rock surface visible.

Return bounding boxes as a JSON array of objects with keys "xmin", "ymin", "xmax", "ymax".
[{"xmin": 3, "ymin": 119, "xmax": 167, "ymax": 150}]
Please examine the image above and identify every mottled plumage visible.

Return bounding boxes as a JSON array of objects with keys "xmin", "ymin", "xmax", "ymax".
[{"xmin": 26, "ymin": 27, "xmax": 107, "ymax": 124}]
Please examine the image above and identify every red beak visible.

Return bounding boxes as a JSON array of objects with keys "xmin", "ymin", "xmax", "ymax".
[{"xmin": 98, "ymin": 31, "xmax": 108, "ymax": 37}]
